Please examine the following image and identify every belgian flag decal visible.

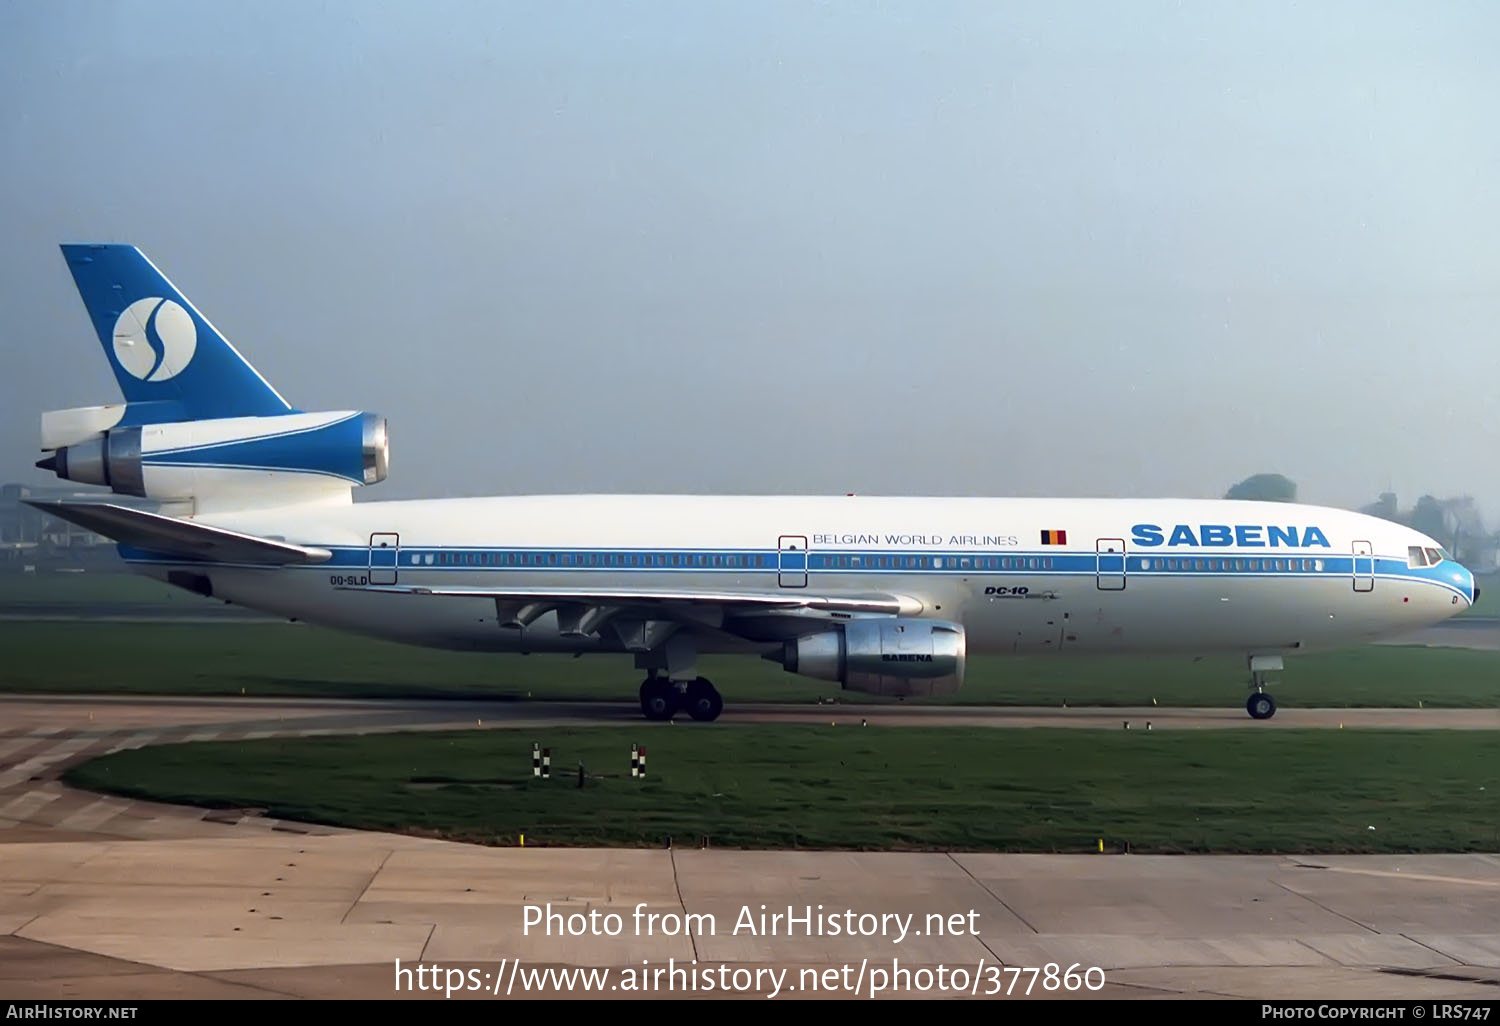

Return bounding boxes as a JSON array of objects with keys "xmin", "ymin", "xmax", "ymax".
[{"xmin": 1040, "ymin": 529, "xmax": 1068, "ymax": 545}]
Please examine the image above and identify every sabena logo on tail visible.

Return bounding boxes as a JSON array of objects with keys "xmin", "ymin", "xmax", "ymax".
[{"xmin": 112, "ymin": 297, "xmax": 197, "ymax": 382}]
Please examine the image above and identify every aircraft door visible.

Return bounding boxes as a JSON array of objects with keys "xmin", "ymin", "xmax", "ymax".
[
  {"xmin": 369, "ymin": 533, "xmax": 399, "ymax": 585},
  {"xmin": 1352, "ymin": 539, "xmax": 1374, "ymax": 592},
  {"xmin": 1096, "ymin": 538, "xmax": 1126, "ymax": 590},
  {"xmin": 778, "ymin": 535, "xmax": 808, "ymax": 588}
]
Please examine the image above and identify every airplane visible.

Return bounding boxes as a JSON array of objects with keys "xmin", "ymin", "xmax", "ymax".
[{"xmin": 29, "ymin": 244, "xmax": 1479, "ymax": 723}]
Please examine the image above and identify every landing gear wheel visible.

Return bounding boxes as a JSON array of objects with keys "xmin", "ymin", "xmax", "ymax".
[
  {"xmin": 640, "ymin": 678, "xmax": 678, "ymax": 721},
  {"xmin": 1246, "ymin": 692, "xmax": 1277, "ymax": 720},
  {"xmin": 683, "ymin": 678, "xmax": 724, "ymax": 723}
]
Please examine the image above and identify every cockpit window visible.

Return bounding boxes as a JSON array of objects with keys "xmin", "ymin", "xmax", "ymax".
[{"xmin": 1408, "ymin": 546, "xmax": 1447, "ymax": 568}]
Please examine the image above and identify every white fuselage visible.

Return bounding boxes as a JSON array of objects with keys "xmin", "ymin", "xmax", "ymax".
[{"xmin": 120, "ymin": 495, "xmax": 1474, "ymax": 660}]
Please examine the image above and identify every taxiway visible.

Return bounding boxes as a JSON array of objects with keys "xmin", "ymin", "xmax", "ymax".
[{"xmin": 0, "ymin": 694, "xmax": 1497, "ymax": 999}]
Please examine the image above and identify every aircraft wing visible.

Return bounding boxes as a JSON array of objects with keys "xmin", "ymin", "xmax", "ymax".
[
  {"xmin": 336, "ymin": 583, "xmax": 924, "ymax": 619},
  {"xmin": 22, "ymin": 500, "xmax": 333, "ymax": 566}
]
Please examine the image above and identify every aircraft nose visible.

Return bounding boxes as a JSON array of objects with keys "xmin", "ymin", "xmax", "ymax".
[{"xmin": 1455, "ymin": 563, "xmax": 1479, "ymax": 606}]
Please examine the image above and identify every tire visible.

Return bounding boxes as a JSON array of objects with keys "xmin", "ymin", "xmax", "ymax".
[
  {"xmin": 640, "ymin": 679, "xmax": 677, "ymax": 721},
  {"xmin": 684, "ymin": 678, "xmax": 724, "ymax": 723},
  {"xmin": 1246, "ymin": 693, "xmax": 1277, "ymax": 720}
]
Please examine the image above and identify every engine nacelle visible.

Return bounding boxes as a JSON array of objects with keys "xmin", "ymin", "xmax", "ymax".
[
  {"xmin": 37, "ymin": 410, "xmax": 388, "ymax": 502},
  {"xmin": 769, "ymin": 619, "xmax": 966, "ymax": 697}
]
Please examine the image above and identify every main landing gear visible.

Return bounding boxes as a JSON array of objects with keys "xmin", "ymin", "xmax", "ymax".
[{"xmin": 639, "ymin": 676, "xmax": 723, "ymax": 723}]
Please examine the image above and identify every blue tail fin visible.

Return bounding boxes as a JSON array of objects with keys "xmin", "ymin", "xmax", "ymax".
[{"xmin": 60, "ymin": 244, "xmax": 297, "ymax": 422}]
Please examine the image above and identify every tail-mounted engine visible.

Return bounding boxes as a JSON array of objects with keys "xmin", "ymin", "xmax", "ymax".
[
  {"xmin": 767, "ymin": 618, "xmax": 966, "ymax": 697},
  {"xmin": 36, "ymin": 408, "xmax": 388, "ymax": 507}
]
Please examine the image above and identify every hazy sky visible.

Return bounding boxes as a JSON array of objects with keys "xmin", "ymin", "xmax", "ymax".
[{"xmin": 3, "ymin": 1, "xmax": 1497, "ymax": 516}]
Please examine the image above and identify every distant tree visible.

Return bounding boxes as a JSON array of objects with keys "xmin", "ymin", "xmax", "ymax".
[
  {"xmin": 1440, "ymin": 496, "xmax": 1486, "ymax": 562},
  {"xmin": 1225, "ymin": 473, "xmax": 1297, "ymax": 503},
  {"xmin": 1359, "ymin": 492, "xmax": 1400, "ymax": 522},
  {"xmin": 1408, "ymin": 495, "xmax": 1448, "ymax": 544},
  {"xmin": 1355, "ymin": 492, "xmax": 1488, "ymax": 561}
]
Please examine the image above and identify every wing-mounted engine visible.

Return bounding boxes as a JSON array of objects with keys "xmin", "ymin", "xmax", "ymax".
[
  {"xmin": 766, "ymin": 618, "xmax": 966, "ymax": 697},
  {"xmin": 36, "ymin": 409, "xmax": 388, "ymax": 511}
]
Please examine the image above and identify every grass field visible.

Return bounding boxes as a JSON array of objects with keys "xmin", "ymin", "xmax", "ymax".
[
  {"xmin": 64, "ymin": 726, "xmax": 1500, "ymax": 853},
  {"xmin": 0, "ymin": 570, "xmax": 194, "ymax": 607},
  {"xmin": 3, "ymin": 620, "xmax": 1500, "ymax": 707}
]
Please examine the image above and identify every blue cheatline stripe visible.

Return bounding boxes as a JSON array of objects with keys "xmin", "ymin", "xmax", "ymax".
[{"xmin": 114, "ymin": 545, "xmax": 1472, "ymax": 599}]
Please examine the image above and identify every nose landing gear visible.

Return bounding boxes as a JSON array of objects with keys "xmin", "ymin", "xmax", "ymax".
[
  {"xmin": 1246, "ymin": 690, "xmax": 1277, "ymax": 720},
  {"xmin": 1245, "ymin": 654, "xmax": 1283, "ymax": 720}
]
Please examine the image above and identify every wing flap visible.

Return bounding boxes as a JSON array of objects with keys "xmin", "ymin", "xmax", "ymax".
[
  {"xmin": 336, "ymin": 584, "xmax": 924, "ymax": 616},
  {"xmin": 23, "ymin": 500, "xmax": 332, "ymax": 565}
]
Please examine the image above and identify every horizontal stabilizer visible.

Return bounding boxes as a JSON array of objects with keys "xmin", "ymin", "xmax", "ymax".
[
  {"xmin": 335, "ymin": 583, "xmax": 923, "ymax": 616},
  {"xmin": 23, "ymin": 500, "xmax": 332, "ymax": 565}
]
